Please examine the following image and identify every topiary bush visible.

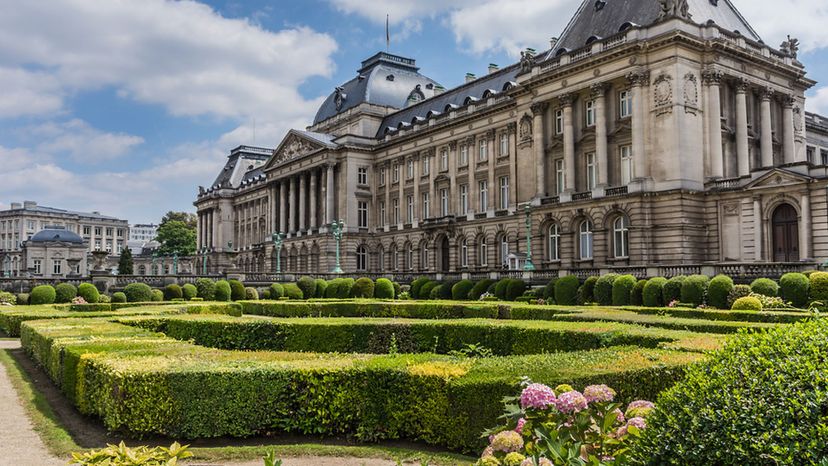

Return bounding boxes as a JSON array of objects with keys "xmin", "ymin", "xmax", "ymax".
[
  {"xmin": 229, "ymin": 279, "xmax": 246, "ymax": 301},
  {"xmin": 633, "ymin": 319, "xmax": 828, "ymax": 464},
  {"xmin": 727, "ymin": 284, "xmax": 752, "ymax": 308},
  {"xmin": 336, "ymin": 278, "xmax": 355, "ymax": 299},
  {"xmin": 469, "ymin": 279, "xmax": 495, "ymax": 301},
  {"xmin": 351, "ymin": 277, "xmax": 375, "ymax": 298},
  {"xmin": 392, "ymin": 282, "xmax": 401, "ymax": 298},
  {"xmin": 451, "ymin": 280, "xmax": 475, "ymax": 300},
  {"xmin": 493, "ymin": 279, "xmax": 511, "ymax": 301},
  {"xmin": 269, "ymin": 283, "xmax": 284, "ymax": 300},
  {"xmin": 214, "ymin": 280, "xmax": 231, "ymax": 302},
  {"xmin": 429, "ymin": 284, "xmax": 444, "ymax": 300},
  {"xmin": 542, "ymin": 278, "xmax": 558, "ymax": 302},
  {"xmin": 77, "ymin": 283, "xmax": 100, "ymax": 304},
  {"xmin": 731, "ymin": 296, "xmax": 762, "ymax": 312},
  {"xmin": 707, "ymin": 275, "xmax": 733, "ymax": 309},
  {"xmin": 0, "ymin": 291, "xmax": 16, "ymax": 305},
  {"xmin": 419, "ymin": 281, "xmax": 438, "ymax": 300},
  {"xmin": 662, "ymin": 275, "xmax": 685, "ymax": 304},
  {"xmin": 631, "ymin": 279, "xmax": 647, "ymax": 306},
  {"xmin": 437, "ymin": 281, "xmax": 455, "ymax": 300},
  {"xmin": 374, "ymin": 278, "xmax": 395, "ymax": 299},
  {"xmin": 151, "ymin": 289, "xmax": 164, "ymax": 302},
  {"xmin": 16, "ymin": 293, "xmax": 30, "ymax": 305},
  {"xmin": 123, "ymin": 283, "xmax": 153, "ymax": 303},
  {"xmin": 314, "ymin": 279, "xmax": 328, "ymax": 299},
  {"xmin": 283, "ymin": 283, "xmax": 303, "ymax": 299},
  {"xmin": 779, "ymin": 272, "xmax": 809, "ymax": 308},
  {"xmin": 54, "ymin": 283, "xmax": 77, "ymax": 304},
  {"xmin": 182, "ymin": 284, "xmax": 197, "ymax": 301},
  {"xmin": 680, "ymin": 274, "xmax": 710, "ymax": 307},
  {"xmin": 111, "ymin": 292, "xmax": 127, "ymax": 303},
  {"xmin": 750, "ymin": 278, "xmax": 778, "ymax": 297},
  {"xmin": 297, "ymin": 277, "xmax": 317, "ymax": 299},
  {"xmin": 505, "ymin": 279, "xmax": 526, "ymax": 302},
  {"xmin": 810, "ymin": 272, "xmax": 828, "ymax": 306},
  {"xmin": 244, "ymin": 287, "xmax": 259, "ymax": 300},
  {"xmin": 642, "ymin": 277, "xmax": 667, "ymax": 307},
  {"xmin": 195, "ymin": 278, "xmax": 216, "ymax": 301},
  {"xmin": 164, "ymin": 284, "xmax": 183, "ymax": 301},
  {"xmin": 410, "ymin": 277, "xmax": 430, "ymax": 299},
  {"xmin": 554, "ymin": 275, "xmax": 580, "ymax": 305},
  {"xmin": 582, "ymin": 276, "xmax": 599, "ymax": 303},
  {"xmin": 611, "ymin": 275, "xmax": 637, "ymax": 306},
  {"xmin": 260, "ymin": 289, "xmax": 271, "ymax": 300},
  {"xmin": 594, "ymin": 274, "xmax": 618, "ymax": 306}
]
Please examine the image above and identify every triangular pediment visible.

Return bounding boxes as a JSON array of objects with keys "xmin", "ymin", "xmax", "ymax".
[
  {"xmin": 264, "ymin": 130, "xmax": 332, "ymax": 170},
  {"xmin": 744, "ymin": 168, "xmax": 811, "ymax": 190}
]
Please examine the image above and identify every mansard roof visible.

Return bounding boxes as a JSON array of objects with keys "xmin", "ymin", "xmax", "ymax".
[
  {"xmin": 209, "ymin": 145, "xmax": 271, "ymax": 190},
  {"xmin": 29, "ymin": 226, "xmax": 84, "ymax": 244}
]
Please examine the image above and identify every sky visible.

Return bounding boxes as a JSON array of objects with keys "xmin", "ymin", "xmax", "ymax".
[{"xmin": 1, "ymin": 0, "xmax": 828, "ymax": 224}]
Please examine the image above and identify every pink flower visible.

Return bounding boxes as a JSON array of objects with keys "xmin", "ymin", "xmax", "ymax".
[
  {"xmin": 556, "ymin": 390, "xmax": 588, "ymax": 414},
  {"xmin": 515, "ymin": 417, "xmax": 526, "ymax": 434},
  {"xmin": 520, "ymin": 383, "xmax": 557, "ymax": 410},
  {"xmin": 617, "ymin": 416, "xmax": 647, "ymax": 437},
  {"xmin": 613, "ymin": 408, "xmax": 626, "ymax": 424},
  {"xmin": 625, "ymin": 400, "xmax": 655, "ymax": 418},
  {"xmin": 583, "ymin": 384, "xmax": 616, "ymax": 403}
]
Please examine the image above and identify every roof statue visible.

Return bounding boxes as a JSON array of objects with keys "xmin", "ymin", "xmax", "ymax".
[
  {"xmin": 658, "ymin": 0, "xmax": 691, "ymax": 20},
  {"xmin": 780, "ymin": 35, "xmax": 800, "ymax": 59},
  {"xmin": 519, "ymin": 49, "xmax": 536, "ymax": 74}
]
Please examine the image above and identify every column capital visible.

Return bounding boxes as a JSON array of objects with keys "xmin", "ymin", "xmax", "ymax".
[
  {"xmin": 485, "ymin": 128, "xmax": 497, "ymax": 140},
  {"xmin": 448, "ymin": 140, "xmax": 457, "ymax": 150},
  {"xmin": 734, "ymin": 78, "xmax": 750, "ymax": 93},
  {"xmin": 626, "ymin": 69, "xmax": 651, "ymax": 87},
  {"xmin": 465, "ymin": 135, "xmax": 476, "ymax": 145},
  {"xmin": 701, "ymin": 68, "xmax": 723, "ymax": 85},
  {"xmin": 530, "ymin": 101, "xmax": 549, "ymax": 116},
  {"xmin": 506, "ymin": 121, "xmax": 517, "ymax": 134},
  {"xmin": 590, "ymin": 82, "xmax": 609, "ymax": 98},
  {"xmin": 558, "ymin": 93, "xmax": 575, "ymax": 107},
  {"xmin": 781, "ymin": 94, "xmax": 795, "ymax": 108},
  {"xmin": 760, "ymin": 87, "xmax": 775, "ymax": 101}
]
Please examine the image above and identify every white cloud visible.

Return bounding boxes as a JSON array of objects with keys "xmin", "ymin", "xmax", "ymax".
[
  {"xmin": 806, "ymin": 87, "xmax": 828, "ymax": 114},
  {"xmin": 731, "ymin": 0, "xmax": 828, "ymax": 53},
  {"xmin": 0, "ymin": 67, "xmax": 64, "ymax": 118},
  {"xmin": 19, "ymin": 119, "xmax": 145, "ymax": 164},
  {"xmin": 327, "ymin": 0, "xmax": 472, "ymax": 24}
]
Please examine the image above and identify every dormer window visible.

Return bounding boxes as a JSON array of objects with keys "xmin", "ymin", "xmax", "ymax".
[{"xmin": 386, "ymin": 74, "xmax": 395, "ymax": 81}]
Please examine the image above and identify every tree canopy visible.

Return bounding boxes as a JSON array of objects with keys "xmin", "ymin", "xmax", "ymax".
[
  {"xmin": 155, "ymin": 220, "xmax": 196, "ymax": 256},
  {"xmin": 118, "ymin": 247, "xmax": 134, "ymax": 275}
]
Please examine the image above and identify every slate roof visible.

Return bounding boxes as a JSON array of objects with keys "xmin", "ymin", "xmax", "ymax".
[
  {"xmin": 3, "ymin": 204, "xmax": 123, "ymax": 221},
  {"xmin": 210, "ymin": 146, "xmax": 271, "ymax": 189},
  {"xmin": 29, "ymin": 226, "xmax": 84, "ymax": 244}
]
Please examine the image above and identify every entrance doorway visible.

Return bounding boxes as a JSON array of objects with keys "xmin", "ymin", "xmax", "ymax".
[
  {"xmin": 438, "ymin": 236, "xmax": 450, "ymax": 272},
  {"xmin": 772, "ymin": 204, "xmax": 799, "ymax": 262}
]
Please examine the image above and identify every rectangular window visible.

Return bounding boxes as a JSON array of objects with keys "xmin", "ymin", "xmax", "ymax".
[
  {"xmin": 479, "ymin": 180, "xmax": 488, "ymax": 211},
  {"xmin": 106, "ymin": 227, "xmax": 113, "ymax": 236},
  {"xmin": 586, "ymin": 152, "xmax": 596, "ymax": 190},
  {"xmin": 33, "ymin": 259, "xmax": 41, "ymax": 275},
  {"xmin": 555, "ymin": 110, "xmax": 563, "ymax": 134},
  {"xmin": 807, "ymin": 146, "xmax": 816, "ymax": 164},
  {"xmin": 27, "ymin": 220, "xmax": 35, "ymax": 231},
  {"xmin": 619, "ymin": 90, "xmax": 632, "ymax": 118},
  {"xmin": 393, "ymin": 164, "xmax": 399, "ymax": 183},
  {"xmin": 379, "ymin": 167, "xmax": 386, "ymax": 185},
  {"xmin": 499, "ymin": 176, "xmax": 509, "ymax": 210},
  {"xmin": 422, "ymin": 192, "xmax": 430, "ymax": 219},
  {"xmin": 117, "ymin": 243, "xmax": 123, "ymax": 254},
  {"xmin": 460, "ymin": 144, "xmax": 469, "ymax": 166},
  {"xmin": 440, "ymin": 149, "xmax": 448, "ymax": 171},
  {"xmin": 422, "ymin": 156, "xmax": 430, "ymax": 175},
  {"xmin": 407, "ymin": 159, "xmax": 414, "ymax": 179},
  {"xmin": 555, "ymin": 159, "xmax": 565, "ymax": 194},
  {"xmin": 358, "ymin": 201, "xmax": 368, "ymax": 228},
  {"xmin": 822, "ymin": 149, "xmax": 828, "ymax": 166},
  {"xmin": 117, "ymin": 228, "xmax": 124, "ymax": 237},
  {"xmin": 406, "ymin": 195, "xmax": 414, "ymax": 223},
  {"xmin": 357, "ymin": 167, "xmax": 368, "ymax": 185},
  {"xmin": 106, "ymin": 241, "xmax": 113, "ymax": 253},
  {"xmin": 479, "ymin": 139, "xmax": 488, "ymax": 161},
  {"xmin": 393, "ymin": 198, "xmax": 400, "ymax": 224},
  {"xmin": 440, "ymin": 188, "xmax": 449, "ymax": 216},
  {"xmin": 52, "ymin": 259, "xmax": 61, "ymax": 275},
  {"xmin": 379, "ymin": 201, "xmax": 386, "ymax": 225},
  {"xmin": 585, "ymin": 100, "xmax": 596, "ymax": 127},
  {"xmin": 94, "ymin": 227, "xmax": 102, "ymax": 236},
  {"xmin": 459, "ymin": 184, "xmax": 469, "ymax": 215},
  {"xmin": 620, "ymin": 145, "xmax": 633, "ymax": 185},
  {"xmin": 499, "ymin": 133, "xmax": 509, "ymax": 157},
  {"xmin": 95, "ymin": 240, "xmax": 102, "ymax": 251}
]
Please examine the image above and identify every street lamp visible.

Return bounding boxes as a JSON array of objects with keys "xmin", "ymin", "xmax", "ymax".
[
  {"xmin": 330, "ymin": 219, "xmax": 345, "ymax": 274},
  {"xmin": 271, "ymin": 232, "xmax": 284, "ymax": 274},
  {"xmin": 522, "ymin": 203, "xmax": 536, "ymax": 272},
  {"xmin": 151, "ymin": 252, "xmax": 158, "ymax": 276},
  {"xmin": 173, "ymin": 252, "xmax": 179, "ymax": 275},
  {"xmin": 201, "ymin": 248, "xmax": 208, "ymax": 275}
]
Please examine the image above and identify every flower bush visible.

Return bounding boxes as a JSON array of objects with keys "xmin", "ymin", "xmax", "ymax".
[{"xmin": 478, "ymin": 381, "xmax": 652, "ymax": 465}]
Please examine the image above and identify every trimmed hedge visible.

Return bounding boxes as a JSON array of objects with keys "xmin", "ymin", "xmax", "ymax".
[
  {"xmin": 810, "ymin": 272, "xmax": 828, "ymax": 305},
  {"xmin": 374, "ymin": 279, "xmax": 395, "ymax": 300},
  {"xmin": 642, "ymin": 277, "xmax": 666, "ymax": 308},
  {"xmin": 707, "ymin": 275, "xmax": 733, "ymax": 309},
  {"xmin": 55, "ymin": 283, "xmax": 78, "ymax": 304},
  {"xmin": 554, "ymin": 275, "xmax": 579, "ymax": 305},
  {"xmin": 30, "ymin": 285, "xmax": 57, "ymax": 305},
  {"xmin": 727, "ymin": 284, "xmax": 752, "ymax": 308},
  {"xmin": 229, "ymin": 279, "xmax": 246, "ymax": 301},
  {"xmin": 284, "ymin": 283, "xmax": 303, "ymax": 300},
  {"xmin": 504, "ymin": 279, "xmax": 526, "ymax": 302},
  {"xmin": 314, "ymin": 279, "xmax": 328, "ymax": 299},
  {"xmin": 594, "ymin": 274, "xmax": 618, "ymax": 306},
  {"xmin": 326, "ymin": 278, "xmax": 354, "ymax": 299},
  {"xmin": 611, "ymin": 275, "xmax": 636, "ymax": 306},
  {"xmin": 214, "ymin": 280, "xmax": 231, "ymax": 302},
  {"xmin": 680, "ymin": 275, "xmax": 709, "ymax": 307},
  {"xmin": 244, "ymin": 287, "xmax": 259, "ymax": 300},
  {"xmin": 351, "ymin": 278, "xmax": 375, "ymax": 298},
  {"xmin": 297, "ymin": 277, "xmax": 317, "ymax": 299},
  {"xmin": 419, "ymin": 281, "xmax": 438, "ymax": 300},
  {"xmin": 410, "ymin": 277, "xmax": 430, "ymax": 299},
  {"xmin": 750, "ymin": 278, "xmax": 778, "ymax": 297},
  {"xmin": 151, "ymin": 289, "xmax": 164, "ymax": 302},
  {"xmin": 111, "ymin": 292, "xmax": 127, "ymax": 303},
  {"xmin": 469, "ymin": 279, "xmax": 495, "ymax": 301},
  {"xmin": 195, "ymin": 278, "xmax": 216, "ymax": 301},
  {"xmin": 630, "ymin": 279, "xmax": 647, "ymax": 306},
  {"xmin": 582, "ymin": 276, "xmax": 599, "ymax": 303},
  {"xmin": 124, "ymin": 283, "xmax": 154, "ymax": 303},
  {"xmin": 662, "ymin": 276, "xmax": 685, "ymax": 304},
  {"xmin": 779, "ymin": 273, "xmax": 809, "ymax": 308},
  {"xmin": 542, "ymin": 278, "xmax": 558, "ymax": 303},
  {"xmin": 164, "ymin": 284, "xmax": 183, "ymax": 301},
  {"xmin": 182, "ymin": 284, "xmax": 197, "ymax": 301},
  {"xmin": 269, "ymin": 283, "xmax": 285, "ymax": 299},
  {"xmin": 241, "ymin": 300, "xmax": 501, "ymax": 320},
  {"xmin": 451, "ymin": 280, "xmax": 475, "ymax": 300},
  {"xmin": 732, "ymin": 296, "xmax": 762, "ymax": 312}
]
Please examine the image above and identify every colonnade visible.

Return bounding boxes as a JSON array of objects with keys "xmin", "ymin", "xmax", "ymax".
[{"xmin": 272, "ymin": 163, "xmax": 336, "ymax": 236}]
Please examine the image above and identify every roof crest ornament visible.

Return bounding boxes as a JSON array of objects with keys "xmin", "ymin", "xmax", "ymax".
[
  {"xmin": 779, "ymin": 35, "xmax": 800, "ymax": 59},
  {"xmin": 658, "ymin": 0, "xmax": 691, "ymax": 20}
]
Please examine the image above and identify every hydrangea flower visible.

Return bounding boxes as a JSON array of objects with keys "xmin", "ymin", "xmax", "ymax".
[
  {"xmin": 515, "ymin": 417, "xmax": 526, "ymax": 434},
  {"xmin": 481, "ymin": 446, "xmax": 494, "ymax": 458},
  {"xmin": 520, "ymin": 383, "xmax": 557, "ymax": 410},
  {"xmin": 503, "ymin": 452, "xmax": 526, "ymax": 466},
  {"xmin": 613, "ymin": 408, "xmax": 626, "ymax": 424},
  {"xmin": 583, "ymin": 384, "xmax": 616, "ymax": 403},
  {"xmin": 520, "ymin": 458, "xmax": 553, "ymax": 466},
  {"xmin": 556, "ymin": 390, "xmax": 588, "ymax": 414},
  {"xmin": 476, "ymin": 456, "xmax": 500, "ymax": 466},
  {"xmin": 625, "ymin": 400, "xmax": 655, "ymax": 418},
  {"xmin": 491, "ymin": 430, "xmax": 524, "ymax": 453},
  {"xmin": 554, "ymin": 383, "xmax": 574, "ymax": 393},
  {"xmin": 617, "ymin": 416, "xmax": 647, "ymax": 437}
]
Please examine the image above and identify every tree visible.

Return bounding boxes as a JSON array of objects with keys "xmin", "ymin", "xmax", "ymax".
[
  {"xmin": 118, "ymin": 247, "xmax": 134, "ymax": 275},
  {"xmin": 160, "ymin": 211, "xmax": 197, "ymax": 230},
  {"xmin": 156, "ymin": 220, "xmax": 197, "ymax": 256}
]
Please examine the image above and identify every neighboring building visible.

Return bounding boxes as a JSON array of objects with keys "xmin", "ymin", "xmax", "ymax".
[
  {"xmin": 195, "ymin": 0, "xmax": 827, "ymax": 278},
  {"xmin": 19, "ymin": 226, "xmax": 89, "ymax": 279},
  {"xmin": 0, "ymin": 201, "xmax": 128, "ymax": 276},
  {"xmin": 127, "ymin": 223, "xmax": 158, "ymax": 255}
]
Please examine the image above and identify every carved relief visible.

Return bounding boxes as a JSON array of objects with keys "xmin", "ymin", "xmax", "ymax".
[
  {"xmin": 530, "ymin": 101, "xmax": 549, "ymax": 116},
  {"xmin": 273, "ymin": 135, "xmax": 320, "ymax": 166},
  {"xmin": 683, "ymin": 73, "xmax": 699, "ymax": 114},
  {"xmin": 658, "ymin": 0, "xmax": 691, "ymax": 20},
  {"xmin": 519, "ymin": 113, "xmax": 533, "ymax": 143},
  {"xmin": 652, "ymin": 73, "xmax": 673, "ymax": 115},
  {"xmin": 334, "ymin": 87, "xmax": 346, "ymax": 111},
  {"xmin": 701, "ymin": 68, "xmax": 723, "ymax": 85},
  {"xmin": 793, "ymin": 106, "xmax": 803, "ymax": 133},
  {"xmin": 625, "ymin": 70, "xmax": 650, "ymax": 87}
]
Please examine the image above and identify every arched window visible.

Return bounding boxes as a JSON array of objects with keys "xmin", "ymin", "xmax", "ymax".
[
  {"xmin": 579, "ymin": 220, "xmax": 593, "ymax": 260},
  {"xmin": 613, "ymin": 216, "xmax": 629, "ymax": 258},
  {"xmin": 378, "ymin": 247, "xmax": 385, "ymax": 272},
  {"xmin": 138, "ymin": 265, "xmax": 146, "ymax": 275},
  {"xmin": 356, "ymin": 245, "xmax": 367, "ymax": 271},
  {"xmin": 391, "ymin": 245, "xmax": 399, "ymax": 271},
  {"xmin": 460, "ymin": 238, "xmax": 469, "ymax": 268},
  {"xmin": 479, "ymin": 237, "xmax": 489, "ymax": 266},
  {"xmin": 406, "ymin": 243, "xmax": 414, "ymax": 270},
  {"xmin": 420, "ymin": 243, "xmax": 429, "ymax": 270},
  {"xmin": 548, "ymin": 224, "xmax": 560, "ymax": 261},
  {"xmin": 499, "ymin": 235, "xmax": 509, "ymax": 268}
]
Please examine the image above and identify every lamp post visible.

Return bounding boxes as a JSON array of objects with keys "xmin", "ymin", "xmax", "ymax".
[
  {"xmin": 173, "ymin": 252, "xmax": 179, "ymax": 275},
  {"xmin": 271, "ymin": 232, "xmax": 284, "ymax": 274},
  {"xmin": 522, "ymin": 203, "xmax": 536, "ymax": 271},
  {"xmin": 201, "ymin": 248, "xmax": 208, "ymax": 275},
  {"xmin": 330, "ymin": 219, "xmax": 345, "ymax": 274}
]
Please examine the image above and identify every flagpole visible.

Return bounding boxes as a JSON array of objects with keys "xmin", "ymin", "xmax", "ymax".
[{"xmin": 386, "ymin": 14, "xmax": 390, "ymax": 52}]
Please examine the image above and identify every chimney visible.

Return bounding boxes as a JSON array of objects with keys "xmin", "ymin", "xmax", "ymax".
[
  {"xmin": 434, "ymin": 85, "xmax": 446, "ymax": 95},
  {"xmin": 550, "ymin": 37, "xmax": 559, "ymax": 49},
  {"xmin": 10, "ymin": 202, "xmax": 21, "ymax": 210},
  {"xmin": 23, "ymin": 200, "xmax": 36, "ymax": 209},
  {"xmin": 488, "ymin": 63, "xmax": 499, "ymax": 74},
  {"xmin": 465, "ymin": 73, "xmax": 476, "ymax": 83}
]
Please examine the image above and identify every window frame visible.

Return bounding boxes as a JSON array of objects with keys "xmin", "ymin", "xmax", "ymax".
[
  {"xmin": 585, "ymin": 99, "xmax": 596, "ymax": 127},
  {"xmin": 555, "ymin": 109, "xmax": 564, "ymax": 134},
  {"xmin": 357, "ymin": 166, "xmax": 368, "ymax": 185},
  {"xmin": 459, "ymin": 184, "xmax": 469, "ymax": 215},
  {"xmin": 620, "ymin": 145, "xmax": 633, "ymax": 186},
  {"xmin": 356, "ymin": 245, "xmax": 368, "ymax": 271},
  {"xmin": 499, "ymin": 176, "xmax": 509, "ymax": 210},
  {"xmin": 357, "ymin": 201, "xmax": 368, "ymax": 228},
  {"xmin": 555, "ymin": 159, "xmax": 565, "ymax": 194},
  {"xmin": 619, "ymin": 90, "xmax": 632, "ymax": 119},
  {"xmin": 586, "ymin": 152, "xmax": 596, "ymax": 190},
  {"xmin": 613, "ymin": 216, "xmax": 630, "ymax": 258},
  {"xmin": 478, "ymin": 180, "xmax": 488, "ymax": 211},
  {"xmin": 548, "ymin": 223, "xmax": 560, "ymax": 261},
  {"xmin": 579, "ymin": 220, "xmax": 594, "ymax": 260}
]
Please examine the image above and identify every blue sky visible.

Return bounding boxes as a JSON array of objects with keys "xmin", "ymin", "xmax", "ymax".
[{"xmin": 1, "ymin": 0, "xmax": 827, "ymax": 224}]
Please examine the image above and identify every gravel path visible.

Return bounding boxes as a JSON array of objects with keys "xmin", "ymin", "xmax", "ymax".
[{"xmin": 0, "ymin": 340, "xmax": 66, "ymax": 466}]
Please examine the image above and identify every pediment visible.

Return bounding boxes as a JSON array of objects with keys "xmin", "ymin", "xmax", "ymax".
[
  {"xmin": 744, "ymin": 168, "xmax": 811, "ymax": 190},
  {"xmin": 264, "ymin": 130, "xmax": 327, "ymax": 170}
]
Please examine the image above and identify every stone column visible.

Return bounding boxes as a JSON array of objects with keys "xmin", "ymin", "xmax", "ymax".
[
  {"xmin": 298, "ymin": 172, "xmax": 307, "ymax": 233},
  {"xmin": 800, "ymin": 191, "xmax": 811, "ymax": 259},
  {"xmin": 531, "ymin": 101, "xmax": 548, "ymax": 199},
  {"xmin": 279, "ymin": 181, "xmax": 287, "ymax": 233},
  {"xmin": 448, "ymin": 142, "xmax": 457, "ymax": 215},
  {"xmin": 735, "ymin": 80, "xmax": 750, "ymax": 177},
  {"xmin": 561, "ymin": 94, "xmax": 575, "ymax": 193},
  {"xmin": 760, "ymin": 89, "xmax": 774, "ymax": 168},
  {"xmin": 627, "ymin": 70, "xmax": 650, "ymax": 180},
  {"xmin": 412, "ymin": 153, "xmax": 420, "ymax": 222},
  {"xmin": 384, "ymin": 163, "xmax": 391, "ymax": 226},
  {"xmin": 753, "ymin": 196, "xmax": 762, "ymax": 261},
  {"xmin": 398, "ymin": 158, "xmax": 404, "ymax": 223},
  {"xmin": 288, "ymin": 176, "xmax": 296, "ymax": 234},
  {"xmin": 487, "ymin": 130, "xmax": 496, "ymax": 211},
  {"xmin": 782, "ymin": 95, "xmax": 796, "ymax": 164},
  {"xmin": 326, "ymin": 163, "xmax": 335, "ymax": 224},
  {"xmin": 310, "ymin": 170, "xmax": 318, "ymax": 230},
  {"xmin": 592, "ymin": 84, "xmax": 609, "ymax": 187},
  {"xmin": 703, "ymin": 70, "xmax": 724, "ymax": 178},
  {"xmin": 197, "ymin": 213, "xmax": 203, "ymax": 250}
]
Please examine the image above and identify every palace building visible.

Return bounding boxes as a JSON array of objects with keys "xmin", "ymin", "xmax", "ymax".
[{"xmin": 195, "ymin": 0, "xmax": 828, "ymax": 279}]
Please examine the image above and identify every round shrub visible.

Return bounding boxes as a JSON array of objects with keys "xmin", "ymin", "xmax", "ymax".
[
  {"xmin": 297, "ymin": 276, "xmax": 317, "ymax": 299},
  {"xmin": 336, "ymin": 278, "xmax": 354, "ymax": 299},
  {"xmin": 505, "ymin": 279, "xmax": 526, "ymax": 301},
  {"xmin": 410, "ymin": 277, "xmax": 430, "ymax": 299},
  {"xmin": 680, "ymin": 274, "xmax": 710, "ymax": 307},
  {"xmin": 195, "ymin": 278, "xmax": 216, "ymax": 301},
  {"xmin": 779, "ymin": 272, "xmax": 809, "ymax": 308},
  {"xmin": 260, "ymin": 289, "xmax": 271, "ymax": 300},
  {"xmin": 283, "ymin": 283, "xmax": 303, "ymax": 299},
  {"xmin": 244, "ymin": 287, "xmax": 259, "ymax": 300},
  {"xmin": 662, "ymin": 275, "xmax": 686, "ymax": 304},
  {"xmin": 54, "ymin": 283, "xmax": 77, "ymax": 304},
  {"xmin": 269, "ymin": 283, "xmax": 284, "ymax": 299},
  {"xmin": 429, "ymin": 284, "xmax": 444, "ymax": 300},
  {"xmin": 731, "ymin": 296, "xmax": 762, "ymax": 311},
  {"xmin": 809, "ymin": 272, "xmax": 828, "ymax": 305},
  {"xmin": 393, "ymin": 282, "xmax": 401, "ymax": 298},
  {"xmin": 633, "ymin": 319, "xmax": 828, "ymax": 464},
  {"xmin": 611, "ymin": 274, "xmax": 637, "ymax": 306},
  {"xmin": 750, "ymin": 278, "xmax": 779, "ymax": 297},
  {"xmin": 229, "ymin": 279, "xmax": 246, "ymax": 301},
  {"xmin": 30, "ymin": 285, "xmax": 56, "ymax": 305},
  {"xmin": 631, "ymin": 279, "xmax": 647, "ymax": 306},
  {"xmin": 374, "ymin": 278, "xmax": 395, "ymax": 299},
  {"xmin": 77, "ymin": 283, "xmax": 100, "ymax": 304},
  {"xmin": 214, "ymin": 280, "xmax": 231, "ymax": 302},
  {"xmin": 111, "ymin": 292, "xmax": 127, "ymax": 303},
  {"xmin": 123, "ymin": 283, "xmax": 153, "ymax": 303},
  {"xmin": 707, "ymin": 274, "xmax": 734, "ymax": 309},
  {"xmin": 98, "ymin": 294, "xmax": 111, "ymax": 304},
  {"xmin": 469, "ymin": 279, "xmax": 495, "ymax": 300},
  {"xmin": 494, "ymin": 279, "xmax": 511, "ymax": 301},
  {"xmin": 437, "ymin": 281, "xmax": 455, "ymax": 300},
  {"xmin": 542, "ymin": 278, "xmax": 557, "ymax": 302},
  {"xmin": 582, "ymin": 276, "xmax": 599, "ymax": 303},
  {"xmin": 642, "ymin": 277, "xmax": 667, "ymax": 307},
  {"xmin": 419, "ymin": 280, "xmax": 438, "ymax": 300},
  {"xmin": 594, "ymin": 274, "xmax": 618, "ymax": 306},
  {"xmin": 164, "ymin": 284, "xmax": 183, "ymax": 301},
  {"xmin": 182, "ymin": 283, "xmax": 197, "ymax": 301},
  {"xmin": 727, "ymin": 284, "xmax": 752, "ymax": 308},
  {"xmin": 16, "ymin": 293, "xmax": 29, "ymax": 305},
  {"xmin": 314, "ymin": 279, "xmax": 328, "ymax": 299},
  {"xmin": 554, "ymin": 275, "xmax": 580, "ymax": 305},
  {"xmin": 351, "ymin": 277, "xmax": 375, "ymax": 298},
  {"xmin": 151, "ymin": 289, "xmax": 164, "ymax": 302},
  {"xmin": 451, "ymin": 280, "xmax": 475, "ymax": 300}
]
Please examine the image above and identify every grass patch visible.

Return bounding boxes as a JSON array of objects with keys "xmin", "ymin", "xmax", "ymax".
[{"xmin": 189, "ymin": 444, "xmax": 474, "ymax": 465}]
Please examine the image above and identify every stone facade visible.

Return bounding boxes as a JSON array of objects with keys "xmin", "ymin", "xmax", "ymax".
[{"xmin": 195, "ymin": 2, "xmax": 827, "ymax": 278}]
